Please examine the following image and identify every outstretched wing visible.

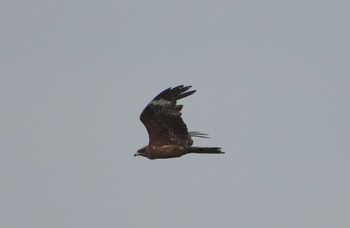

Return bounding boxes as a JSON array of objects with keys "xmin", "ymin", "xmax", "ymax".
[{"xmin": 140, "ymin": 85, "xmax": 196, "ymax": 147}]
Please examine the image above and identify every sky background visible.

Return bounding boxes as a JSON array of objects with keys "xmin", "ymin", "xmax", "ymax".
[{"xmin": 1, "ymin": 0, "xmax": 349, "ymax": 227}]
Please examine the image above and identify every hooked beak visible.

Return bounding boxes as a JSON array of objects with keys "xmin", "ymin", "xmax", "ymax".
[{"xmin": 134, "ymin": 152, "xmax": 140, "ymax": 157}]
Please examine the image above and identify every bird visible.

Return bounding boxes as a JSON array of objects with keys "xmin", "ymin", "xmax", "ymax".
[{"xmin": 135, "ymin": 85, "xmax": 224, "ymax": 159}]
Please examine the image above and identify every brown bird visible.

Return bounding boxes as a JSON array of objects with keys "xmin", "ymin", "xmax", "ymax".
[{"xmin": 135, "ymin": 85, "xmax": 224, "ymax": 159}]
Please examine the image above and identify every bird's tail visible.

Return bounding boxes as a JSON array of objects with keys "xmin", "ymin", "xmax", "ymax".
[{"xmin": 190, "ymin": 146, "xmax": 224, "ymax": 154}]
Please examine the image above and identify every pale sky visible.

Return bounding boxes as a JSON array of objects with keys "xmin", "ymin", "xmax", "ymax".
[{"xmin": 1, "ymin": 1, "xmax": 350, "ymax": 227}]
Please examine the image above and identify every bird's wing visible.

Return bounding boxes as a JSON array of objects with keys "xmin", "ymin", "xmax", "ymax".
[{"xmin": 140, "ymin": 85, "xmax": 196, "ymax": 147}]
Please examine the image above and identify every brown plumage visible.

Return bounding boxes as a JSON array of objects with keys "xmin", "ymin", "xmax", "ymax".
[{"xmin": 135, "ymin": 85, "xmax": 224, "ymax": 159}]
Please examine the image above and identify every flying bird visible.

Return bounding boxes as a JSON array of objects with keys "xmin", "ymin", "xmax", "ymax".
[{"xmin": 135, "ymin": 85, "xmax": 224, "ymax": 159}]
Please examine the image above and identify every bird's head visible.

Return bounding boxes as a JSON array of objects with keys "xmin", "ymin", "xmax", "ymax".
[{"xmin": 134, "ymin": 146, "xmax": 147, "ymax": 157}]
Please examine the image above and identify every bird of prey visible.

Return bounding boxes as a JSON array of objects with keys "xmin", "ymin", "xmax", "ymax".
[{"xmin": 135, "ymin": 85, "xmax": 224, "ymax": 159}]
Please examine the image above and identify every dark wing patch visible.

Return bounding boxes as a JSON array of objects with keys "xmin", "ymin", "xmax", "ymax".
[{"xmin": 140, "ymin": 85, "xmax": 196, "ymax": 147}]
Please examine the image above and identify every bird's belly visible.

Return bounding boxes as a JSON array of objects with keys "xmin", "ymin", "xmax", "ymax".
[{"xmin": 149, "ymin": 145, "xmax": 187, "ymax": 159}]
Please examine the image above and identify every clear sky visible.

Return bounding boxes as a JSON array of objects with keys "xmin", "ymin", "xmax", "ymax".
[{"xmin": 1, "ymin": 1, "xmax": 349, "ymax": 227}]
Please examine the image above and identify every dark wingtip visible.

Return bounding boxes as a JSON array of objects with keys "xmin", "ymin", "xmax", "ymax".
[
  {"xmin": 190, "ymin": 131, "xmax": 210, "ymax": 139},
  {"xmin": 153, "ymin": 85, "xmax": 196, "ymax": 101}
]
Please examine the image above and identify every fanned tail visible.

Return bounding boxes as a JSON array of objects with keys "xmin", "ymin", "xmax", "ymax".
[{"xmin": 190, "ymin": 147, "xmax": 224, "ymax": 154}]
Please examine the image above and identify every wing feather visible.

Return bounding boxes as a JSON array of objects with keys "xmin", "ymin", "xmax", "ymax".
[{"xmin": 140, "ymin": 85, "xmax": 196, "ymax": 147}]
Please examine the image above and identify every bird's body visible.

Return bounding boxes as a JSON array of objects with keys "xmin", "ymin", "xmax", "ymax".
[{"xmin": 135, "ymin": 85, "xmax": 223, "ymax": 159}]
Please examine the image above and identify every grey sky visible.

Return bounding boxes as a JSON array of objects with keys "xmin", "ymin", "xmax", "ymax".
[{"xmin": 1, "ymin": 0, "xmax": 349, "ymax": 227}]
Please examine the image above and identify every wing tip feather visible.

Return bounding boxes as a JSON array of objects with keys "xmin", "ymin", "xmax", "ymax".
[{"xmin": 153, "ymin": 85, "xmax": 196, "ymax": 102}]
